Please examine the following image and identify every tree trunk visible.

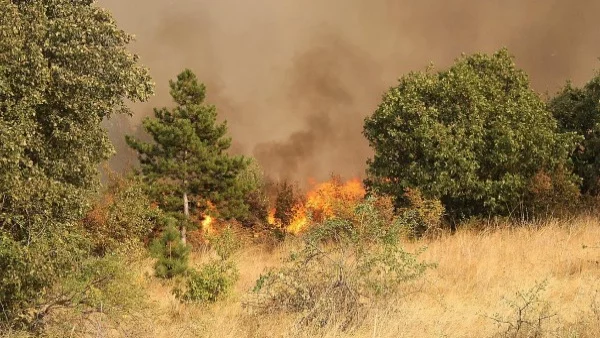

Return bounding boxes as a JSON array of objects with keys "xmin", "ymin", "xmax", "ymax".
[{"xmin": 182, "ymin": 192, "xmax": 189, "ymax": 245}]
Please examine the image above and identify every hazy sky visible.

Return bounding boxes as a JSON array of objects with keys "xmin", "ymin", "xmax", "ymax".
[{"xmin": 98, "ymin": 0, "xmax": 600, "ymax": 185}]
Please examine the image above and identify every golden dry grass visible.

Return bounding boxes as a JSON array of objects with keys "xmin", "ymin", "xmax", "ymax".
[{"xmin": 8, "ymin": 217, "xmax": 600, "ymax": 338}]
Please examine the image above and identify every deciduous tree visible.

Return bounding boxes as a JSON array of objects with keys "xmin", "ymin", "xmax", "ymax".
[
  {"xmin": 363, "ymin": 49, "xmax": 579, "ymax": 221},
  {"xmin": 549, "ymin": 73, "xmax": 600, "ymax": 195},
  {"xmin": 0, "ymin": 0, "xmax": 153, "ymax": 327}
]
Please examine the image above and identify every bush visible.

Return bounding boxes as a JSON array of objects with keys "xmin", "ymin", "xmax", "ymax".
[
  {"xmin": 0, "ymin": 230, "xmax": 147, "ymax": 332},
  {"xmin": 273, "ymin": 180, "xmax": 303, "ymax": 227},
  {"xmin": 0, "ymin": 234, "xmax": 51, "ymax": 330},
  {"xmin": 245, "ymin": 196, "xmax": 433, "ymax": 330},
  {"xmin": 174, "ymin": 226, "xmax": 241, "ymax": 303},
  {"xmin": 526, "ymin": 164, "xmax": 581, "ymax": 218},
  {"xmin": 175, "ymin": 261, "xmax": 239, "ymax": 303},
  {"xmin": 399, "ymin": 188, "xmax": 445, "ymax": 238},
  {"xmin": 363, "ymin": 48, "xmax": 580, "ymax": 222},
  {"xmin": 237, "ymin": 159, "xmax": 270, "ymax": 227},
  {"xmin": 488, "ymin": 280, "xmax": 557, "ymax": 338},
  {"xmin": 150, "ymin": 223, "xmax": 190, "ymax": 279},
  {"xmin": 209, "ymin": 225, "xmax": 242, "ymax": 261},
  {"xmin": 0, "ymin": 228, "xmax": 93, "ymax": 331},
  {"xmin": 83, "ymin": 171, "xmax": 158, "ymax": 255}
]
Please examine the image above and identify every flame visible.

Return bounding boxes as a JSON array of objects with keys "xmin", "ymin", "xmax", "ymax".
[
  {"xmin": 267, "ymin": 208, "xmax": 277, "ymax": 226},
  {"xmin": 287, "ymin": 204, "xmax": 309, "ymax": 234},
  {"xmin": 285, "ymin": 177, "xmax": 365, "ymax": 234},
  {"xmin": 201, "ymin": 215, "xmax": 214, "ymax": 232},
  {"xmin": 200, "ymin": 201, "xmax": 217, "ymax": 234}
]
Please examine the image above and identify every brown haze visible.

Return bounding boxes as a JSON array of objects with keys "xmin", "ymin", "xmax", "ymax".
[{"xmin": 98, "ymin": 0, "xmax": 600, "ymax": 186}]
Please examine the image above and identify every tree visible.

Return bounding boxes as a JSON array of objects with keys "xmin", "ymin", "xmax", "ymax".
[
  {"xmin": 363, "ymin": 49, "xmax": 579, "ymax": 221},
  {"xmin": 0, "ymin": 0, "xmax": 153, "ymax": 327},
  {"xmin": 549, "ymin": 72, "xmax": 600, "ymax": 195},
  {"xmin": 274, "ymin": 180, "xmax": 301, "ymax": 227},
  {"xmin": 150, "ymin": 222, "xmax": 190, "ymax": 279},
  {"xmin": 237, "ymin": 158, "xmax": 269, "ymax": 227},
  {"xmin": 126, "ymin": 69, "xmax": 250, "ymax": 244}
]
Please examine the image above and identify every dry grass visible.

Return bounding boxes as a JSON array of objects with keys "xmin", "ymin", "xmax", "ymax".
[{"xmin": 7, "ymin": 217, "xmax": 600, "ymax": 337}]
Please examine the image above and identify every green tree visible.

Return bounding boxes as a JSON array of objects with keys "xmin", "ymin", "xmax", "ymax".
[
  {"xmin": 150, "ymin": 223, "xmax": 190, "ymax": 279},
  {"xmin": 363, "ymin": 49, "xmax": 579, "ymax": 221},
  {"xmin": 237, "ymin": 158, "xmax": 269, "ymax": 226},
  {"xmin": 126, "ymin": 69, "xmax": 250, "ymax": 243},
  {"xmin": 549, "ymin": 73, "xmax": 600, "ymax": 195},
  {"xmin": 0, "ymin": 0, "xmax": 153, "ymax": 327}
]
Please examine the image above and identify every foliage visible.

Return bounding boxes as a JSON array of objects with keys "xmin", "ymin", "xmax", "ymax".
[
  {"xmin": 363, "ymin": 49, "xmax": 580, "ymax": 221},
  {"xmin": 174, "ymin": 226, "xmax": 241, "ymax": 304},
  {"xmin": 83, "ymin": 171, "xmax": 159, "ymax": 255},
  {"xmin": 399, "ymin": 188, "xmax": 445, "ymax": 238},
  {"xmin": 175, "ymin": 261, "xmax": 239, "ymax": 304},
  {"xmin": 150, "ymin": 224, "xmax": 190, "ymax": 279},
  {"xmin": 126, "ymin": 69, "xmax": 252, "ymax": 232},
  {"xmin": 549, "ymin": 72, "xmax": 600, "ymax": 195},
  {"xmin": 488, "ymin": 280, "xmax": 557, "ymax": 338},
  {"xmin": 1, "ymin": 252, "xmax": 150, "ymax": 337},
  {"xmin": 526, "ymin": 164, "xmax": 581, "ymax": 218},
  {"xmin": 0, "ymin": 0, "xmax": 152, "ymax": 329},
  {"xmin": 274, "ymin": 180, "xmax": 302, "ymax": 227},
  {"xmin": 209, "ymin": 225, "xmax": 242, "ymax": 261},
  {"xmin": 245, "ymin": 196, "xmax": 433, "ymax": 330},
  {"xmin": 238, "ymin": 159, "xmax": 270, "ymax": 227},
  {"xmin": 0, "ymin": 0, "xmax": 153, "ymax": 242},
  {"xmin": 1, "ymin": 230, "xmax": 146, "ymax": 331}
]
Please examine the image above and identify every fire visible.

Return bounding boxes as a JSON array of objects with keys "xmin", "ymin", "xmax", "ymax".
[
  {"xmin": 201, "ymin": 215, "xmax": 214, "ymax": 232},
  {"xmin": 287, "ymin": 204, "xmax": 309, "ymax": 234},
  {"xmin": 200, "ymin": 201, "xmax": 217, "ymax": 234},
  {"xmin": 284, "ymin": 177, "xmax": 365, "ymax": 234},
  {"xmin": 267, "ymin": 208, "xmax": 277, "ymax": 226}
]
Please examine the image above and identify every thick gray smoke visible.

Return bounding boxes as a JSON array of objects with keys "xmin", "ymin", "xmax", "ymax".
[{"xmin": 98, "ymin": 0, "xmax": 600, "ymax": 186}]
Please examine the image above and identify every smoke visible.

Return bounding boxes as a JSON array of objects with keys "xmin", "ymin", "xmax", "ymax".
[{"xmin": 98, "ymin": 0, "xmax": 600, "ymax": 185}]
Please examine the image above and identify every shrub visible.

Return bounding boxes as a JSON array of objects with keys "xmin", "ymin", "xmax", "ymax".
[
  {"xmin": 238, "ymin": 159, "xmax": 270, "ymax": 227},
  {"xmin": 0, "ymin": 231, "xmax": 146, "ymax": 332},
  {"xmin": 488, "ymin": 280, "xmax": 557, "ymax": 338},
  {"xmin": 174, "ymin": 226, "xmax": 241, "ymax": 303},
  {"xmin": 364, "ymin": 48, "xmax": 580, "ymax": 222},
  {"xmin": 0, "ymin": 234, "xmax": 51, "ymax": 330},
  {"xmin": 175, "ymin": 261, "xmax": 239, "ymax": 303},
  {"xmin": 245, "ymin": 196, "xmax": 433, "ymax": 330},
  {"xmin": 150, "ymin": 223, "xmax": 190, "ymax": 279},
  {"xmin": 526, "ymin": 164, "xmax": 581, "ymax": 218},
  {"xmin": 400, "ymin": 188, "xmax": 445, "ymax": 238},
  {"xmin": 274, "ymin": 180, "xmax": 303, "ymax": 227},
  {"xmin": 209, "ymin": 225, "xmax": 242, "ymax": 261},
  {"xmin": 83, "ymin": 171, "xmax": 158, "ymax": 255}
]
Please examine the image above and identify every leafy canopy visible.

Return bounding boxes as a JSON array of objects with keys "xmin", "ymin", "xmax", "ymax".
[
  {"xmin": 127, "ymin": 69, "xmax": 251, "ymax": 221},
  {"xmin": 363, "ymin": 48, "xmax": 579, "ymax": 220},
  {"xmin": 549, "ymin": 71, "xmax": 600, "ymax": 195},
  {"xmin": 0, "ymin": 0, "xmax": 153, "ymax": 326}
]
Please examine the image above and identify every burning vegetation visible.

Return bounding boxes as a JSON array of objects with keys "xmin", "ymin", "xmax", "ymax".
[{"xmin": 268, "ymin": 176, "xmax": 366, "ymax": 234}]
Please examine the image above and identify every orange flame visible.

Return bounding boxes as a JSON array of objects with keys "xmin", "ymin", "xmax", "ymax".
[
  {"xmin": 286, "ymin": 177, "xmax": 365, "ymax": 234},
  {"xmin": 267, "ymin": 208, "xmax": 277, "ymax": 226},
  {"xmin": 201, "ymin": 215, "xmax": 214, "ymax": 232},
  {"xmin": 200, "ymin": 201, "xmax": 217, "ymax": 234}
]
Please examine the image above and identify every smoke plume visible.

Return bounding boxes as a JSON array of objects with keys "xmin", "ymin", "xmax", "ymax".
[{"xmin": 98, "ymin": 0, "xmax": 600, "ymax": 186}]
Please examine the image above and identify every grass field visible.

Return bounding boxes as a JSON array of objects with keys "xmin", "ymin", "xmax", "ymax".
[{"xmin": 4, "ymin": 217, "xmax": 600, "ymax": 338}]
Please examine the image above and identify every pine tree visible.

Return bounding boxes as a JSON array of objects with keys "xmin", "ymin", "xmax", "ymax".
[
  {"xmin": 126, "ymin": 69, "xmax": 250, "ymax": 243},
  {"xmin": 150, "ymin": 222, "xmax": 190, "ymax": 279}
]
